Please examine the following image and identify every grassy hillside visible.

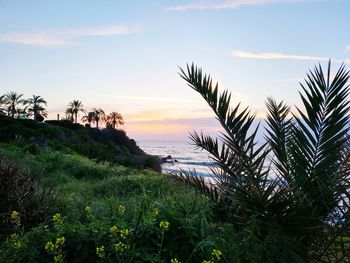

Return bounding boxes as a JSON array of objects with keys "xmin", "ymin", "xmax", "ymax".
[
  {"xmin": 0, "ymin": 117, "xmax": 238, "ymax": 262},
  {"xmin": 0, "ymin": 143, "xmax": 237, "ymax": 263},
  {"xmin": 0, "ymin": 116, "xmax": 160, "ymax": 171}
]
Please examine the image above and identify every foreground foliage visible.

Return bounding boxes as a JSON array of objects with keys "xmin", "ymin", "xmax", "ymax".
[
  {"xmin": 0, "ymin": 146, "xmax": 234, "ymax": 262},
  {"xmin": 177, "ymin": 61, "xmax": 350, "ymax": 262}
]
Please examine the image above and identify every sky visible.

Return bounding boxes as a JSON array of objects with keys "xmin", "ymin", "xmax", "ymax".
[{"xmin": 0, "ymin": 0, "xmax": 349, "ymax": 141}]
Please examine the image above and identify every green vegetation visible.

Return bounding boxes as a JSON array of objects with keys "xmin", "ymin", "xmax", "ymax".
[
  {"xmin": 0, "ymin": 145, "xmax": 230, "ymax": 263},
  {"xmin": 0, "ymin": 116, "xmax": 159, "ymax": 170},
  {"xmin": 1, "ymin": 62, "xmax": 350, "ymax": 262},
  {"xmin": 176, "ymin": 61, "xmax": 350, "ymax": 262}
]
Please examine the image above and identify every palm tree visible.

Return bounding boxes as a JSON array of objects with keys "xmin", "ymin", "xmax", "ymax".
[
  {"xmin": 91, "ymin": 108, "xmax": 105, "ymax": 129},
  {"xmin": 65, "ymin": 107, "xmax": 74, "ymax": 122},
  {"xmin": 26, "ymin": 95, "xmax": 47, "ymax": 121},
  {"xmin": 81, "ymin": 111, "xmax": 95, "ymax": 127},
  {"xmin": 4, "ymin": 92, "xmax": 25, "ymax": 118},
  {"xmin": 177, "ymin": 62, "xmax": 350, "ymax": 262},
  {"xmin": 0, "ymin": 95, "xmax": 6, "ymax": 115},
  {"xmin": 67, "ymin": 100, "xmax": 84, "ymax": 123},
  {"xmin": 106, "ymin": 112, "xmax": 124, "ymax": 129}
]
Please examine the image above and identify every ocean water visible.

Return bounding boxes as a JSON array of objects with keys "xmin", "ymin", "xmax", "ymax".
[{"xmin": 138, "ymin": 140, "xmax": 216, "ymax": 177}]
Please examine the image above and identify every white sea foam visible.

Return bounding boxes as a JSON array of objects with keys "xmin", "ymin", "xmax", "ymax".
[{"xmin": 138, "ymin": 140, "xmax": 216, "ymax": 177}]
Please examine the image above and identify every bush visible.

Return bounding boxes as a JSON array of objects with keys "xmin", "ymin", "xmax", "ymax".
[
  {"xmin": 0, "ymin": 156, "xmax": 55, "ymax": 238},
  {"xmin": 177, "ymin": 62, "xmax": 350, "ymax": 262}
]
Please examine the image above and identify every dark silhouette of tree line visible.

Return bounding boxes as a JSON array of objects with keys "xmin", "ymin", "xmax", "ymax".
[
  {"xmin": 65, "ymin": 100, "xmax": 124, "ymax": 129},
  {"xmin": 0, "ymin": 93, "xmax": 124, "ymax": 130},
  {"xmin": 0, "ymin": 92, "xmax": 47, "ymax": 121}
]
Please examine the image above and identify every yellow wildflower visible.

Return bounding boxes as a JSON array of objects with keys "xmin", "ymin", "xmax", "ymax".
[
  {"xmin": 45, "ymin": 241, "xmax": 55, "ymax": 252},
  {"xmin": 159, "ymin": 220, "xmax": 170, "ymax": 231},
  {"xmin": 152, "ymin": 208, "xmax": 159, "ymax": 217},
  {"xmin": 96, "ymin": 245, "xmax": 105, "ymax": 258},
  {"xmin": 118, "ymin": 205, "xmax": 126, "ymax": 215},
  {"xmin": 9, "ymin": 233, "xmax": 21, "ymax": 249},
  {"xmin": 115, "ymin": 241, "xmax": 128, "ymax": 253},
  {"xmin": 10, "ymin": 211, "xmax": 19, "ymax": 220},
  {"xmin": 110, "ymin": 225, "xmax": 118, "ymax": 234},
  {"xmin": 212, "ymin": 249, "xmax": 222, "ymax": 260},
  {"xmin": 202, "ymin": 261, "xmax": 213, "ymax": 263},
  {"xmin": 54, "ymin": 254, "xmax": 64, "ymax": 263},
  {"xmin": 56, "ymin": 236, "xmax": 65, "ymax": 247},
  {"xmin": 120, "ymin": 228, "xmax": 129, "ymax": 238},
  {"xmin": 171, "ymin": 258, "xmax": 181, "ymax": 263},
  {"xmin": 13, "ymin": 240, "xmax": 21, "ymax": 249},
  {"xmin": 84, "ymin": 206, "xmax": 92, "ymax": 214},
  {"xmin": 52, "ymin": 213, "xmax": 63, "ymax": 224}
]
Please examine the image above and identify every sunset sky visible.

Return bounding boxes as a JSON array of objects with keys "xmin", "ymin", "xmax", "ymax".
[{"xmin": 0, "ymin": 0, "xmax": 349, "ymax": 141}]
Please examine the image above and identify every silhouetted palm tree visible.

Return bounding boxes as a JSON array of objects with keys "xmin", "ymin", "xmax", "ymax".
[
  {"xmin": 26, "ymin": 95, "xmax": 47, "ymax": 121},
  {"xmin": 106, "ymin": 112, "xmax": 124, "ymax": 129},
  {"xmin": 0, "ymin": 95, "xmax": 6, "ymax": 115},
  {"xmin": 4, "ymin": 92, "xmax": 25, "ymax": 118},
  {"xmin": 67, "ymin": 100, "xmax": 84, "ymax": 123},
  {"xmin": 81, "ymin": 111, "xmax": 95, "ymax": 126},
  {"xmin": 91, "ymin": 108, "xmax": 105, "ymax": 129},
  {"xmin": 65, "ymin": 107, "xmax": 74, "ymax": 122}
]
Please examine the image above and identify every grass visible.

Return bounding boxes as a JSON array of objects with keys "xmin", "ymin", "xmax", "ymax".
[{"xmin": 0, "ymin": 144, "xmax": 235, "ymax": 263}]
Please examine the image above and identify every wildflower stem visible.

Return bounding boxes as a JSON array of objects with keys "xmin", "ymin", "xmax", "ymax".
[{"xmin": 158, "ymin": 230, "xmax": 165, "ymax": 258}]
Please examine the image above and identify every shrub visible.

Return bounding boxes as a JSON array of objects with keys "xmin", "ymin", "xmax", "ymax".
[
  {"xmin": 177, "ymin": 61, "xmax": 350, "ymax": 262},
  {"xmin": 0, "ymin": 156, "xmax": 55, "ymax": 238}
]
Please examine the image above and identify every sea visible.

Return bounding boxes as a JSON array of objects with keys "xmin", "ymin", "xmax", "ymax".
[{"xmin": 138, "ymin": 140, "xmax": 216, "ymax": 177}]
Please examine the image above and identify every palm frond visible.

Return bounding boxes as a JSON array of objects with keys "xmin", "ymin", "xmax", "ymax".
[{"xmin": 289, "ymin": 61, "xmax": 350, "ymax": 217}]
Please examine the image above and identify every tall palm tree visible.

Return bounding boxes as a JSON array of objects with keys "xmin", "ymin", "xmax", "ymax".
[
  {"xmin": 67, "ymin": 100, "xmax": 84, "ymax": 123},
  {"xmin": 26, "ymin": 95, "xmax": 47, "ymax": 121},
  {"xmin": 106, "ymin": 112, "xmax": 124, "ymax": 129},
  {"xmin": 177, "ymin": 62, "xmax": 350, "ymax": 262},
  {"xmin": 91, "ymin": 108, "xmax": 105, "ymax": 129},
  {"xmin": 81, "ymin": 111, "xmax": 95, "ymax": 127},
  {"xmin": 4, "ymin": 92, "xmax": 25, "ymax": 118}
]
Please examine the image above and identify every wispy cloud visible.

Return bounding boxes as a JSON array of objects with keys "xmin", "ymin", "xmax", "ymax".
[
  {"xmin": 346, "ymin": 45, "xmax": 350, "ymax": 51},
  {"xmin": 64, "ymin": 25, "xmax": 140, "ymax": 36},
  {"xmin": 230, "ymin": 50, "xmax": 333, "ymax": 61},
  {"xmin": 0, "ymin": 33, "xmax": 75, "ymax": 47},
  {"xmin": 90, "ymin": 92, "xmax": 200, "ymax": 103},
  {"xmin": 165, "ymin": 0, "xmax": 320, "ymax": 11},
  {"xmin": 0, "ymin": 25, "xmax": 138, "ymax": 47}
]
